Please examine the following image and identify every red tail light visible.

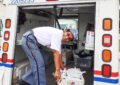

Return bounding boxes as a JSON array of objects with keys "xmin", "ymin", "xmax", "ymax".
[
  {"xmin": 2, "ymin": 53, "xmax": 7, "ymax": 63},
  {"xmin": 102, "ymin": 64, "xmax": 111, "ymax": 77},
  {"xmin": 103, "ymin": 34, "xmax": 112, "ymax": 47},
  {"xmin": 4, "ymin": 31, "xmax": 10, "ymax": 40}
]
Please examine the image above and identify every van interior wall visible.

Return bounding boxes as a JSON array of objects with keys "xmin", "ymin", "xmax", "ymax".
[
  {"xmin": 17, "ymin": 12, "xmax": 54, "ymax": 40},
  {"xmin": 78, "ymin": 13, "xmax": 95, "ymax": 50},
  {"xmin": 15, "ymin": 12, "xmax": 54, "ymax": 62}
]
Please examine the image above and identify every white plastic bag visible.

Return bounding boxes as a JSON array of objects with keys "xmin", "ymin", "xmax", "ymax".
[{"xmin": 58, "ymin": 68, "xmax": 85, "ymax": 85}]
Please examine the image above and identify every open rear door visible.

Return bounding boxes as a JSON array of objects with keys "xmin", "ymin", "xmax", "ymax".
[
  {"xmin": 0, "ymin": 5, "xmax": 18, "ymax": 85},
  {"xmin": 94, "ymin": 0, "xmax": 119, "ymax": 85}
]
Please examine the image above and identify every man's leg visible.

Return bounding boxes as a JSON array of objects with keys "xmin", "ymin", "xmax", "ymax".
[
  {"xmin": 21, "ymin": 69, "xmax": 34, "ymax": 85},
  {"xmin": 21, "ymin": 33, "xmax": 46, "ymax": 85}
]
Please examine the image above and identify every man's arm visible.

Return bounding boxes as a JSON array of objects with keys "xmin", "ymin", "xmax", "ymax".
[
  {"xmin": 53, "ymin": 49, "xmax": 69, "ymax": 82},
  {"xmin": 53, "ymin": 49, "xmax": 61, "ymax": 80},
  {"xmin": 59, "ymin": 54, "xmax": 64, "ymax": 69}
]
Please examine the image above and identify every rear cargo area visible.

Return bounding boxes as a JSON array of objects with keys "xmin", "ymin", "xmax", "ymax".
[{"xmin": 12, "ymin": 3, "xmax": 95, "ymax": 85}]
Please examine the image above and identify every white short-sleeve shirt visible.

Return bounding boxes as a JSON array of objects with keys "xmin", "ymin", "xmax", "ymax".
[{"xmin": 32, "ymin": 27, "xmax": 63, "ymax": 54}]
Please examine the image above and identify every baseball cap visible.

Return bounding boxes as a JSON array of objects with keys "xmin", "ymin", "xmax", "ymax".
[{"xmin": 69, "ymin": 29, "xmax": 77, "ymax": 40}]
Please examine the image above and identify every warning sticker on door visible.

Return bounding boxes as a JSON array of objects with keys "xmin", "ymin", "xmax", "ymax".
[{"xmin": 85, "ymin": 31, "xmax": 94, "ymax": 50}]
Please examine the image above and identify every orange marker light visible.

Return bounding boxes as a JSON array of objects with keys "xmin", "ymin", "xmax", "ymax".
[
  {"xmin": 103, "ymin": 18, "xmax": 112, "ymax": 30},
  {"xmin": 3, "ymin": 42, "xmax": 9, "ymax": 52},
  {"xmin": 102, "ymin": 50, "xmax": 111, "ymax": 62},
  {"xmin": 5, "ymin": 19, "xmax": 11, "ymax": 28}
]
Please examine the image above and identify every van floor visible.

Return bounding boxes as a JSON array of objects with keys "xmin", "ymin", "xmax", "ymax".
[
  {"xmin": 45, "ymin": 62, "xmax": 93, "ymax": 85},
  {"xmin": 13, "ymin": 61, "xmax": 93, "ymax": 85}
]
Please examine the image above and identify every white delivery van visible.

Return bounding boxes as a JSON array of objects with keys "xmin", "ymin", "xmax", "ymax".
[{"xmin": 0, "ymin": 0, "xmax": 119, "ymax": 85}]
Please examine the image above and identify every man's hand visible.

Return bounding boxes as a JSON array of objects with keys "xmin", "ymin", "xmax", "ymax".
[
  {"xmin": 61, "ymin": 66, "xmax": 70, "ymax": 70},
  {"xmin": 54, "ymin": 69, "xmax": 61, "ymax": 82}
]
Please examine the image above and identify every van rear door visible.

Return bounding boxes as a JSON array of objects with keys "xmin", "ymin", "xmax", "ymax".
[{"xmin": 0, "ymin": 5, "xmax": 18, "ymax": 85}]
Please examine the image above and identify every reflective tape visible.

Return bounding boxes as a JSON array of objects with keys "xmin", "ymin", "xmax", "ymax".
[
  {"xmin": 94, "ymin": 77, "xmax": 118, "ymax": 84},
  {"xmin": 94, "ymin": 70, "xmax": 118, "ymax": 77},
  {"xmin": 0, "ymin": 63, "xmax": 13, "ymax": 68},
  {"xmin": 0, "ymin": 58, "xmax": 13, "ymax": 63}
]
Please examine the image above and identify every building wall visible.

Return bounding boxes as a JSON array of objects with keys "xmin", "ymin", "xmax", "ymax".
[{"xmin": 0, "ymin": 2, "xmax": 5, "ymax": 19}]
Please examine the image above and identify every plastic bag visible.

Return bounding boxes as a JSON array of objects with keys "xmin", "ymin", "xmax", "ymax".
[{"xmin": 58, "ymin": 68, "xmax": 85, "ymax": 85}]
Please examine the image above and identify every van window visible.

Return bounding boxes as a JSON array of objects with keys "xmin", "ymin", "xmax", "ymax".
[
  {"xmin": 56, "ymin": 19, "xmax": 78, "ymax": 32},
  {"xmin": 0, "ymin": 19, "xmax": 3, "ymax": 37}
]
